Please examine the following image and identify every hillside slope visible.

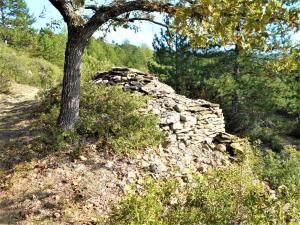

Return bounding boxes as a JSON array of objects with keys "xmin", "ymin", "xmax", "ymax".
[{"xmin": 0, "ymin": 69, "xmax": 241, "ymax": 224}]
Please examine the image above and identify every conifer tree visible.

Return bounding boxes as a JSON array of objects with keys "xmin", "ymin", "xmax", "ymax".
[
  {"xmin": 149, "ymin": 19, "xmax": 192, "ymax": 94},
  {"xmin": 0, "ymin": 0, "xmax": 35, "ymax": 28}
]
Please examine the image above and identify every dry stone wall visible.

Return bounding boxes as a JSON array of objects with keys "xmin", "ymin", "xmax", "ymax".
[{"xmin": 93, "ymin": 67, "xmax": 242, "ymax": 178}]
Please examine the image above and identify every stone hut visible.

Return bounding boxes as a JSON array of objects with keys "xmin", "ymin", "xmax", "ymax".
[{"xmin": 93, "ymin": 67, "xmax": 242, "ymax": 178}]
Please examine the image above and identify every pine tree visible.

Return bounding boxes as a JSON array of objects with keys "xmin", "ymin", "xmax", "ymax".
[
  {"xmin": 0, "ymin": 0, "xmax": 35, "ymax": 28},
  {"xmin": 149, "ymin": 19, "xmax": 196, "ymax": 95}
]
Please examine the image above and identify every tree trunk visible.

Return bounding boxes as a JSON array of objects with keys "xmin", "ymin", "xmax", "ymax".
[
  {"xmin": 231, "ymin": 44, "xmax": 241, "ymax": 131},
  {"xmin": 58, "ymin": 29, "xmax": 86, "ymax": 129}
]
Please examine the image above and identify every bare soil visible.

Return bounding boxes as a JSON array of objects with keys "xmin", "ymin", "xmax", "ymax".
[
  {"xmin": 0, "ymin": 84, "xmax": 122, "ymax": 224},
  {"xmin": 0, "ymin": 83, "xmax": 39, "ymax": 149}
]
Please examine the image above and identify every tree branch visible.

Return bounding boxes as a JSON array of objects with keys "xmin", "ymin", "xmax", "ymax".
[
  {"xmin": 114, "ymin": 17, "xmax": 176, "ymax": 29},
  {"xmin": 48, "ymin": 0, "xmax": 72, "ymax": 23},
  {"xmin": 83, "ymin": 1, "xmax": 176, "ymax": 37},
  {"xmin": 85, "ymin": 5, "xmax": 99, "ymax": 11},
  {"xmin": 49, "ymin": 0, "xmax": 84, "ymax": 26}
]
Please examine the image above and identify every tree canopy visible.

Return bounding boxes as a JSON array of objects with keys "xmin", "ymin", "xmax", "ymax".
[
  {"xmin": 174, "ymin": 0, "xmax": 298, "ymax": 50},
  {"xmin": 48, "ymin": 0, "xmax": 299, "ymax": 129}
]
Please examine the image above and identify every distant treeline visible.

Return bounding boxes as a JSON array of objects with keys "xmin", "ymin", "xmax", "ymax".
[{"xmin": 0, "ymin": 25, "xmax": 153, "ymax": 77}]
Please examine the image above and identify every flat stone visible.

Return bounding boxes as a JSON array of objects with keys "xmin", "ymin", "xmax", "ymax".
[
  {"xmin": 79, "ymin": 155, "xmax": 87, "ymax": 161},
  {"xmin": 150, "ymin": 161, "xmax": 168, "ymax": 174},
  {"xmin": 180, "ymin": 114, "xmax": 197, "ymax": 125},
  {"xmin": 161, "ymin": 125, "xmax": 170, "ymax": 131},
  {"xmin": 187, "ymin": 105, "xmax": 203, "ymax": 112},
  {"xmin": 230, "ymin": 142, "xmax": 244, "ymax": 153},
  {"xmin": 174, "ymin": 104, "xmax": 185, "ymax": 112},
  {"xmin": 127, "ymin": 170, "xmax": 136, "ymax": 179},
  {"xmin": 141, "ymin": 161, "xmax": 150, "ymax": 168},
  {"xmin": 169, "ymin": 146, "xmax": 180, "ymax": 154},
  {"xmin": 215, "ymin": 144, "xmax": 227, "ymax": 152},
  {"xmin": 180, "ymin": 114, "xmax": 188, "ymax": 122},
  {"xmin": 160, "ymin": 112, "xmax": 180, "ymax": 124},
  {"xmin": 175, "ymin": 128, "xmax": 192, "ymax": 134},
  {"xmin": 74, "ymin": 164, "xmax": 86, "ymax": 172},
  {"xmin": 171, "ymin": 122, "xmax": 183, "ymax": 130},
  {"xmin": 112, "ymin": 76, "xmax": 122, "ymax": 81}
]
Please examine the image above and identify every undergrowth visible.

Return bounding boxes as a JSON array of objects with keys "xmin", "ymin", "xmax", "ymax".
[
  {"xmin": 108, "ymin": 145, "xmax": 300, "ymax": 225},
  {"xmin": 0, "ymin": 42, "xmax": 61, "ymax": 88},
  {"xmin": 37, "ymin": 83, "xmax": 164, "ymax": 155},
  {"xmin": 0, "ymin": 69, "xmax": 11, "ymax": 93}
]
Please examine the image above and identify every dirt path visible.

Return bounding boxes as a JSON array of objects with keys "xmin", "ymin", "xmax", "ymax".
[
  {"xmin": 0, "ymin": 83, "xmax": 39, "ymax": 148},
  {"xmin": 0, "ymin": 85, "xmax": 122, "ymax": 224}
]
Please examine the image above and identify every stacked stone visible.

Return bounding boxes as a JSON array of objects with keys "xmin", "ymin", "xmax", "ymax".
[
  {"xmin": 150, "ymin": 97, "xmax": 225, "ymax": 148},
  {"xmin": 93, "ymin": 67, "xmax": 239, "ymax": 177}
]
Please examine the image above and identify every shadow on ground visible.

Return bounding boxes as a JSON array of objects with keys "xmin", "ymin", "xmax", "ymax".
[
  {"xmin": 0, "ymin": 84, "xmax": 43, "ymax": 164},
  {"xmin": 0, "ymin": 100, "xmax": 39, "ymax": 145},
  {"xmin": 0, "ymin": 96, "xmax": 41, "ymax": 170},
  {"xmin": 0, "ymin": 189, "xmax": 58, "ymax": 224}
]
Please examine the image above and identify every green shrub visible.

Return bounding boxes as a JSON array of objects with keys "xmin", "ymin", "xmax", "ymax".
[
  {"xmin": 38, "ymin": 83, "xmax": 164, "ymax": 154},
  {"xmin": 37, "ymin": 106, "xmax": 80, "ymax": 152},
  {"xmin": 39, "ymin": 84, "xmax": 62, "ymax": 112},
  {"xmin": 269, "ymin": 135, "xmax": 285, "ymax": 152},
  {"xmin": 78, "ymin": 83, "xmax": 164, "ymax": 154},
  {"xmin": 248, "ymin": 122, "xmax": 287, "ymax": 152},
  {"xmin": 256, "ymin": 146, "xmax": 300, "ymax": 196},
  {"xmin": 0, "ymin": 27, "xmax": 38, "ymax": 52},
  {"xmin": 109, "ymin": 179, "xmax": 181, "ymax": 225},
  {"xmin": 0, "ymin": 69, "xmax": 11, "ymax": 93},
  {"xmin": 0, "ymin": 43, "xmax": 62, "ymax": 88},
  {"xmin": 108, "ymin": 146, "xmax": 300, "ymax": 224},
  {"xmin": 81, "ymin": 54, "xmax": 113, "ymax": 82}
]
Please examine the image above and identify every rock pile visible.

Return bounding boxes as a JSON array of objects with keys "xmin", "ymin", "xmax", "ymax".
[{"xmin": 93, "ymin": 67, "xmax": 242, "ymax": 179}]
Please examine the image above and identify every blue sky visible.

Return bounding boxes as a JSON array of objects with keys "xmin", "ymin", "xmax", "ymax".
[
  {"xmin": 25, "ymin": 0, "xmax": 161, "ymax": 47},
  {"xmin": 25, "ymin": 0, "xmax": 299, "ymax": 47}
]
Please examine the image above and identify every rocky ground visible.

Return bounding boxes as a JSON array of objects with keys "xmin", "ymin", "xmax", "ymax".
[
  {"xmin": 0, "ymin": 73, "xmax": 242, "ymax": 224},
  {"xmin": 0, "ymin": 148, "xmax": 125, "ymax": 224}
]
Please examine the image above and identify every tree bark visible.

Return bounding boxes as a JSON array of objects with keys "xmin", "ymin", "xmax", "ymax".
[{"xmin": 58, "ymin": 28, "xmax": 86, "ymax": 129}]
